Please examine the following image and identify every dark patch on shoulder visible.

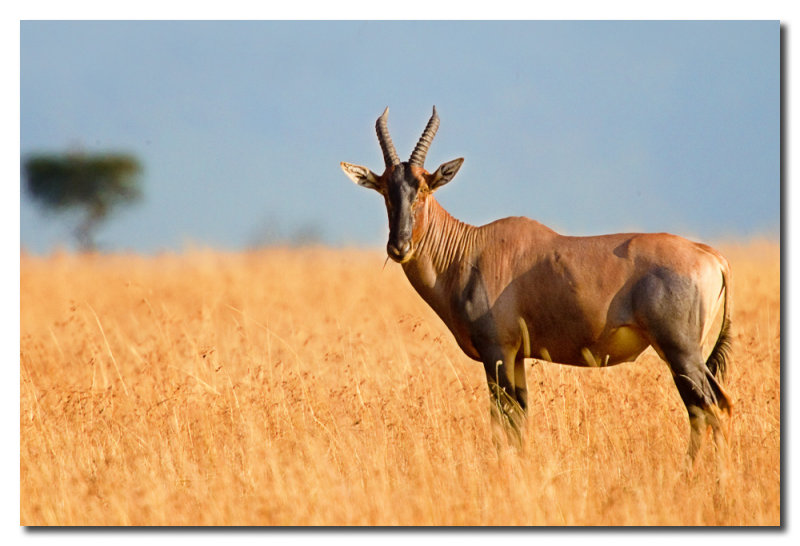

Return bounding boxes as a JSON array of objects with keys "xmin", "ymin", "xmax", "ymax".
[
  {"xmin": 450, "ymin": 267, "xmax": 502, "ymax": 356},
  {"xmin": 459, "ymin": 269, "xmax": 491, "ymax": 324}
]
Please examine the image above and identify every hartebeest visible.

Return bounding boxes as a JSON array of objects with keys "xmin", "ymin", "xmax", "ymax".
[{"xmin": 341, "ymin": 107, "xmax": 732, "ymax": 459}]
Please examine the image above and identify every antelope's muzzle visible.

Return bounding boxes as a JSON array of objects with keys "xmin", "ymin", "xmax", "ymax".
[{"xmin": 387, "ymin": 240, "xmax": 412, "ymax": 263}]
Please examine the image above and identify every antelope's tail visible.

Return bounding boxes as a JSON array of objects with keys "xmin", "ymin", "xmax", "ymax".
[{"xmin": 705, "ymin": 260, "xmax": 733, "ymax": 413}]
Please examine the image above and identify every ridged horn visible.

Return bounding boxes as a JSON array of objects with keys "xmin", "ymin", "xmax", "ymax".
[
  {"xmin": 408, "ymin": 106, "xmax": 440, "ymax": 167},
  {"xmin": 375, "ymin": 107, "xmax": 400, "ymax": 167}
]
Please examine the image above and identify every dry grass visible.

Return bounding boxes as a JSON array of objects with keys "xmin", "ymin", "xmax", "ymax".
[{"xmin": 20, "ymin": 241, "xmax": 780, "ymax": 526}]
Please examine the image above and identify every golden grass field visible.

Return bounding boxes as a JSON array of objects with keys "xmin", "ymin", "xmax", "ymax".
[{"xmin": 20, "ymin": 240, "xmax": 780, "ymax": 526}]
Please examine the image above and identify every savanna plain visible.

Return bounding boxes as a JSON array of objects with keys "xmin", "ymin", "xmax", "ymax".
[{"xmin": 20, "ymin": 241, "xmax": 780, "ymax": 525}]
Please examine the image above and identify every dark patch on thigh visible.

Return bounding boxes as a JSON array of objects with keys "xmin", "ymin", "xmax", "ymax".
[{"xmin": 631, "ymin": 267, "xmax": 703, "ymax": 353}]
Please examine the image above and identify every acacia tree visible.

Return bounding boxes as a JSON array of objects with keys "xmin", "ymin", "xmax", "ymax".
[{"xmin": 24, "ymin": 153, "xmax": 142, "ymax": 251}]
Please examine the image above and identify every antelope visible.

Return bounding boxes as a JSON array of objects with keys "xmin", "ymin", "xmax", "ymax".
[{"xmin": 341, "ymin": 107, "xmax": 733, "ymax": 460}]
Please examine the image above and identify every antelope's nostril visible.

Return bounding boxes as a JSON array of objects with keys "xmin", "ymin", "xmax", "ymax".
[{"xmin": 387, "ymin": 241, "xmax": 411, "ymax": 262}]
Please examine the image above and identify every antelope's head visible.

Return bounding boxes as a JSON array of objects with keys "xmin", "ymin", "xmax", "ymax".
[{"xmin": 341, "ymin": 107, "xmax": 464, "ymax": 264}]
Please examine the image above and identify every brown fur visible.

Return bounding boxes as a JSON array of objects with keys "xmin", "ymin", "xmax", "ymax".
[{"xmin": 342, "ymin": 108, "xmax": 732, "ymax": 458}]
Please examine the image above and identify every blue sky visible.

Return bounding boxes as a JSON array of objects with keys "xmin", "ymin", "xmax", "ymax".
[{"xmin": 20, "ymin": 20, "xmax": 779, "ymax": 253}]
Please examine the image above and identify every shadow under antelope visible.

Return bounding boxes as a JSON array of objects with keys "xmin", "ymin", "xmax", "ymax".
[{"xmin": 341, "ymin": 107, "xmax": 733, "ymax": 460}]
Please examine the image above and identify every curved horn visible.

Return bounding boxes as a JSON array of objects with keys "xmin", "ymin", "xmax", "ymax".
[
  {"xmin": 375, "ymin": 107, "xmax": 400, "ymax": 167},
  {"xmin": 408, "ymin": 106, "xmax": 440, "ymax": 167}
]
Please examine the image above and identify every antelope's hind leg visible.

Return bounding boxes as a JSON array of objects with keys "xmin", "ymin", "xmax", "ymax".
[
  {"xmin": 656, "ymin": 345, "xmax": 729, "ymax": 463},
  {"xmin": 632, "ymin": 269, "xmax": 732, "ymax": 463}
]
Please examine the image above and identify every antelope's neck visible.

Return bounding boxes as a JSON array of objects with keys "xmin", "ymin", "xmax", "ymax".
[{"xmin": 402, "ymin": 196, "xmax": 479, "ymax": 292}]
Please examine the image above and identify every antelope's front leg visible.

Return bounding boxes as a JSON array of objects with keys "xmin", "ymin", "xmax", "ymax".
[{"xmin": 481, "ymin": 347, "xmax": 526, "ymax": 449}]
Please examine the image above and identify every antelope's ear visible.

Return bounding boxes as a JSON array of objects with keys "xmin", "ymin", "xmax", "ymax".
[
  {"xmin": 341, "ymin": 162, "xmax": 382, "ymax": 192},
  {"xmin": 429, "ymin": 158, "xmax": 464, "ymax": 191}
]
